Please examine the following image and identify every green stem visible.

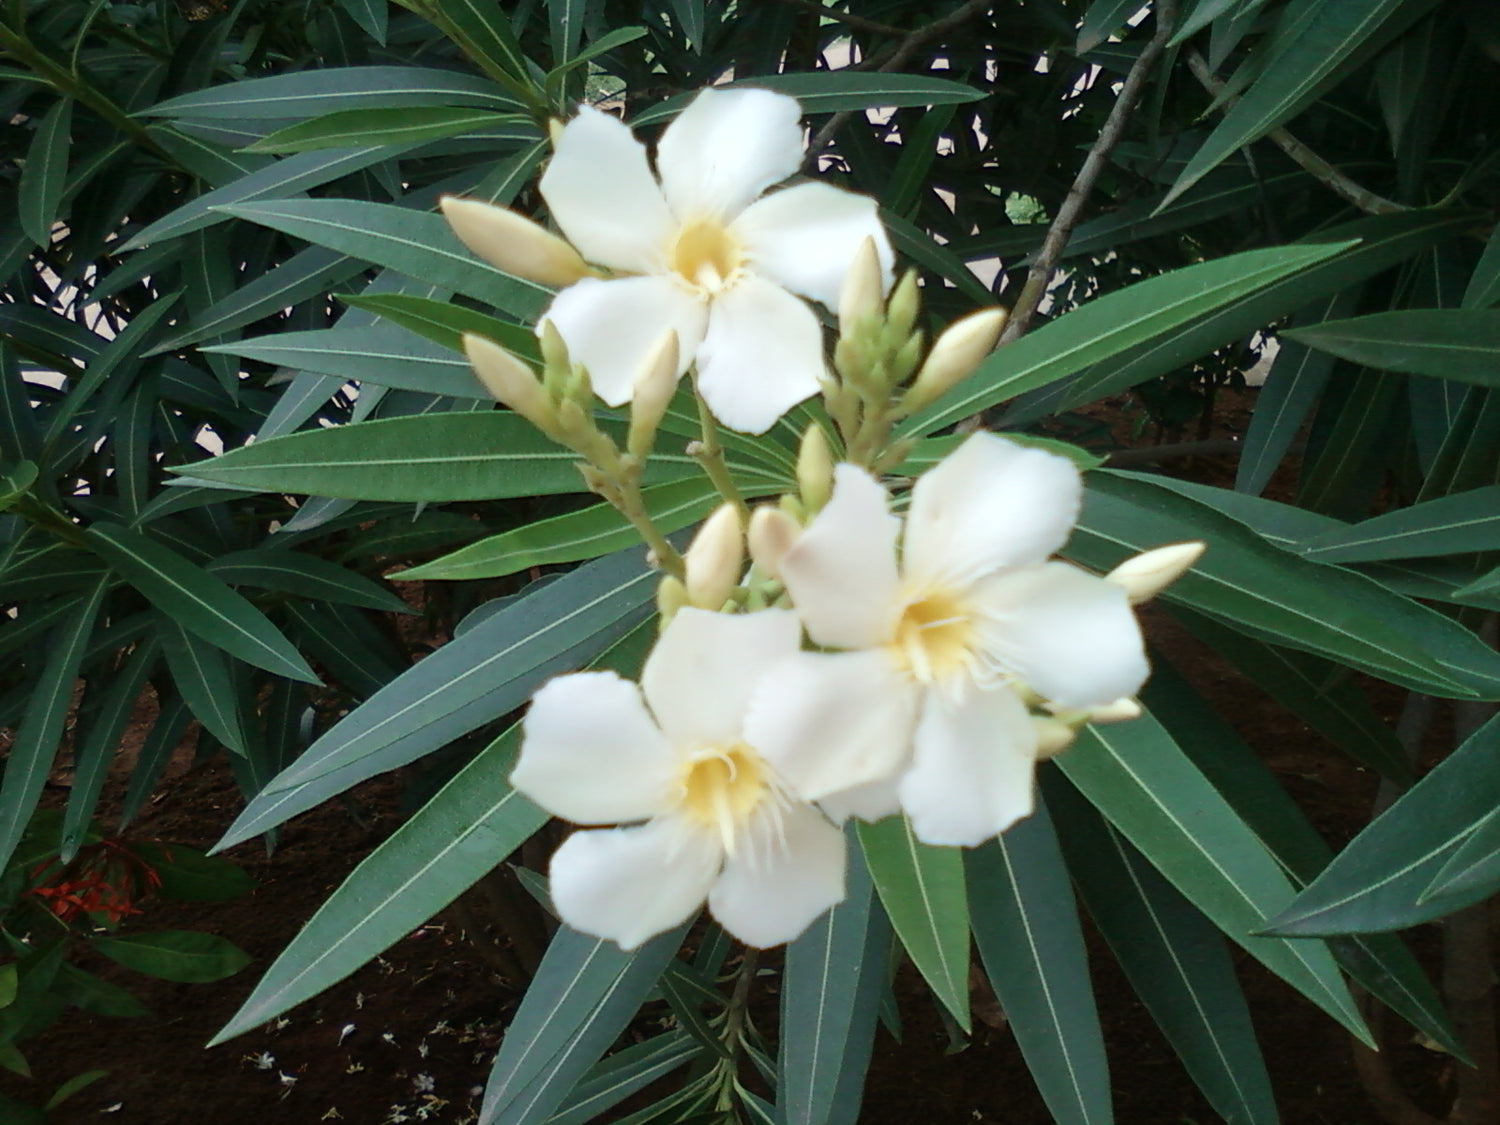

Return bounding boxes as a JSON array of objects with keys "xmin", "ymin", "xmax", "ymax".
[
  {"xmin": 11, "ymin": 492, "xmax": 85, "ymax": 547},
  {"xmin": 692, "ymin": 382, "xmax": 750, "ymax": 521}
]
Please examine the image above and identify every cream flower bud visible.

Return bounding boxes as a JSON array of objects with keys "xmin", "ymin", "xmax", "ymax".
[
  {"xmin": 1105, "ymin": 542, "xmax": 1206, "ymax": 605},
  {"xmin": 886, "ymin": 269, "xmax": 921, "ymax": 337},
  {"xmin": 838, "ymin": 235, "xmax": 885, "ymax": 329},
  {"xmin": 1033, "ymin": 716, "xmax": 1078, "ymax": 760},
  {"xmin": 463, "ymin": 334, "xmax": 555, "ymax": 431},
  {"xmin": 627, "ymin": 331, "xmax": 680, "ymax": 460},
  {"xmin": 685, "ymin": 504, "xmax": 744, "ymax": 610},
  {"xmin": 1085, "ymin": 697, "xmax": 1143, "ymax": 723},
  {"xmin": 440, "ymin": 197, "xmax": 591, "ymax": 288},
  {"xmin": 904, "ymin": 308, "xmax": 1007, "ymax": 412},
  {"xmin": 796, "ymin": 425, "xmax": 834, "ymax": 515},
  {"xmin": 656, "ymin": 575, "xmax": 689, "ymax": 624},
  {"xmin": 547, "ymin": 117, "xmax": 566, "ymax": 147},
  {"xmin": 748, "ymin": 505, "xmax": 801, "ymax": 579}
]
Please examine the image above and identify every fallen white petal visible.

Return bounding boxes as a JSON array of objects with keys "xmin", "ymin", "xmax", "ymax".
[
  {"xmin": 709, "ymin": 802, "xmax": 845, "ymax": 947},
  {"xmin": 513, "ymin": 672, "xmax": 676, "ymax": 824},
  {"xmin": 549, "ymin": 818, "xmax": 720, "ymax": 950},
  {"xmin": 541, "ymin": 106, "xmax": 674, "ymax": 272},
  {"xmin": 695, "ymin": 276, "xmax": 825, "ymax": 433},
  {"xmin": 734, "ymin": 182, "xmax": 892, "ymax": 309},
  {"xmin": 655, "ymin": 88, "xmax": 804, "ymax": 220}
]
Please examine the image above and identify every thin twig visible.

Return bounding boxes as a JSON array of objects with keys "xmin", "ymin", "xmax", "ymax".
[
  {"xmin": 999, "ymin": 0, "xmax": 1180, "ymax": 343},
  {"xmin": 772, "ymin": 0, "xmax": 906, "ymax": 37},
  {"xmin": 804, "ymin": 0, "xmax": 993, "ymax": 168},
  {"xmin": 1184, "ymin": 48, "xmax": 1407, "ymax": 217}
]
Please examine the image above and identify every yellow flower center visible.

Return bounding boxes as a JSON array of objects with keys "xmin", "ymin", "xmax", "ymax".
[
  {"xmin": 668, "ymin": 218, "xmax": 743, "ymax": 295},
  {"xmin": 677, "ymin": 742, "xmax": 768, "ymax": 852},
  {"xmin": 890, "ymin": 587, "xmax": 979, "ymax": 684}
]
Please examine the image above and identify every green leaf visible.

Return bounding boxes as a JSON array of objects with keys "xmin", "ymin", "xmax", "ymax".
[
  {"xmin": 479, "ymin": 924, "xmax": 690, "ymax": 1125},
  {"xmin": 0, "ymin": 577, "xmax": 107, "ymax": 871},
  {"xmin": 1285, "ymin": 309, "xmax": 1500, "ymax": 385},
  {"xmin": 968, "ymin": 802, "xmax": 1110, "ymax": 1125},
  {"xmin": 548, "ymin": 1032, "xmax": 700, "ymax": 1125},
  {"xmin": 422, "ymin": 0, "xmax": 537, "ymax": 104},
  {"xmin": 45, "ymin": 1070, "xmax": 109, "ymax": 1112},
  {"xmin": 1058, "ymin": 712, "xmax": 1372, "ymax": 1046},
  {"xmin": 1462, "ymin": 221, "xmax": 1500, "ymax": 308},
  {"xmin": 1266, "ymin": 713, "xmax": 1500, "ymax": 935},
  {"xmin": 1078, "ymin": 0, "xmax": 1145, "ymax": 51},
  {"xmin": 545, "ymin": 27, "xmax": 648, "ymax": 94},
  {"xmin": 216, "ymin": 557, "xmax": 657, "ymax": 847},
  {"xmin": 129, "ymin": 842, "xmax": 257, "ymax": 902},
  {"xmin": 1298, "ymin": 483, "xmax": 1500, "ymax": 562},
  {"xmin": 142, "ymin": 65, "xmax": 521, "ymax": 119},
  {"xmin": 215, "ymin": 199, "xmax": 551, "ymax": 319},
  {"xmin": 211, "ymin": 726, "xmax": 542, "ymax": 1043},
  {"xmin": 1046, "ymin": 773, "xmax": 1278, "ymax": 1125},
  {"xmin": 247, "ymin": 106, "xmax": 531, "ymax": 154},
  {"xmin": 1070, "ymin": 473, "xmax": 1497, "ymax": 698},
  {"xmin": 857, "ymin": 815, "xmax": 970, "ymax": 1033},
  {"xmin": 547, "ymin": 0, "xmax": 587, "ymax": 64},
  {"xmin": 19, "ymin": 98, "xmax": 72, "ymax": 247},
  {"xmin": 395, "ymin": 479, "xmax": 726, "ymax": 581},
  {"xmin": 778, "ymin": 840, "xmax": 890, "ymax": 1125},
  {"xmin": 1164, "ymin": 0, "xmax": 1441, "ymax": 203},
  {"xmin": 207, "ymin": 548, "xmax": 413, "ymax": 613},
  {"xmin": 630, "ymin": 72, "xmax": 984, "ymax": 127},
  {"xmin": 92, "ymin": 931, "xmax": 251, "ymax": 983},
  {"xmin": 1421, "ymin": 804, "xmax": 1500, "ymax": 905},
  {"xmin": 176, "ymin": 411, "xmax": 752, "ymax": 501},
  {"xmin": 903, "ymin": 240, "xmax": 1353, "ymax": 435},
  {"xmin": 335, "ymin": 0, "xmax": 387, "ymax": 41},
  {"xmin": 159, "ymin": 616, "xmax": 248, "ymax": 754},
  {"xmin": 337, "ymin": 292, "xmax": 541, "ymax": 361},
  {"xmin": 83, "ymin": 522, "xmax": 318, "ymax": 683},
  {"xmin": 53, "ymin": 962, "xmax": 150, "ymax": 1019}
]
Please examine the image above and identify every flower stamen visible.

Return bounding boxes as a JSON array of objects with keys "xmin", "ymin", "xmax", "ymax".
[
  {"xmin": 677, "ymin": 742, "xmax": 768, "ymax": 854},
  {"xmin": 668, "ymin": 218, "xmax": 743, "ymax": 295}
]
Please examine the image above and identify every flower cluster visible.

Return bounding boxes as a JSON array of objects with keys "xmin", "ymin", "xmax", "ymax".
[{"xmin": 444, "ymin": 87, "xmax": 1202, "ymax": 952}]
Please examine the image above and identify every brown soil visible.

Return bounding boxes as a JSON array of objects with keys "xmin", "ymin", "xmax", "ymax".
[{"xmin": 0, "ymin": 388, "xmax": 1475, "ymax": 1125}]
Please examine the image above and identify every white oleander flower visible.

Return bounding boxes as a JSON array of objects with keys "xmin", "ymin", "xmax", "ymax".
[
  {"xmin": 749, "ymin": 433, "xmax": 1151, "ymax": 847},
  {"xmin": 444, "ymin": 87, "xmax": 892, "ymax": 434},
  {"xmin": 512, "ymin": 607, "xmax": 864, "ymax": 950}
]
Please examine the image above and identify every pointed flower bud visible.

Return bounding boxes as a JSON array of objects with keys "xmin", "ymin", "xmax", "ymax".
[
  {"xmin": 656, "ymin": 575, "xmax": 689, "ymax": 624},
  {"xmin": 1033, "ymin": 716, "xmax": 1078, "ymax": 760},
  {"xmin": 886, "ymin": 269, "xmax": 921, "ymax": 337},
  {"xmin": 796, "ymin": 424, "xmax": 834, "ymax": 515},
  {"xmin": 1105, "ymin": 542, "xmax": 1206, "ymax": 605},
  {"xmin": 838, "ymin": 235, "xmax": 885, "ymax": 330},
  {"xmin": 748, "ymin": 505, "xmax": 801, "ymax": 579},
  {"xmin": 627, "ymin": 331, "xmax": 680, "ymax": 460},
  {"xmin": 685, "ymin": 504, "xmax": 744, "ymax": 610},
  {"xmin": 440, "ymin": 197, "xmax": 591, "ymax": 288},
  {"xmin": 1084, "ymin": 697, "xmax": 1143, "ymax": 724},
  {"xmin": 463, "ymin": 334, "xmax": 555, "ymax": 432},
  {"xmin": 904, "ymin": 307, "xmax": 1007, "ymax": 412}
]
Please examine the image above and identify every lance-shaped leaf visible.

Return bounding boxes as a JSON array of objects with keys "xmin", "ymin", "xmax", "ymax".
[
  {"xmin": 902, "ymin": 240, "xmax": 1353, "ymax": 435},
  {"xmin": 547, "ymin": 1031, "xmax": 700, "ymax": 1125},
  {"xmin": 211, "ymin": 725, "xmax": 544, "ymax": 1042},
  {"xmin": 630, "ymin": 71, "xmax": 984, "ymax": 127},
  {"xmin": 1266, "ymin": 713, "xmax": 1500, "ymax": 935},
  {"xmin": 337, "ymin": 292, "xmax": 541, "ymax": 361},
  {"xmin": 19, "ymin": 97, "xmax": 72, "ymax": 247},
  {"xmin": 158, "ymin": 616, "xmax": 248, "ymax": 755},
  {"xmin": 142, "ymin": 65, "xmax": 522, "ymax": 119},
  {"xmin": 1285, "ymin": 309, "xmax": 1500, "ymax": 385},
  {"xmin": 177, "ymin": 411, "xmax": 761, "ymax": 501},
  {"xmin": 0, "ymin": 577, "xmax": 107, "ymax": 870},
  {"xmin": 1058, "ymin": 712, "xmax": 1372, "ymax": 1046},
  {"xmin": 779, "ymin": 840, "xmax": 891, "ymax": 1125},
  {"xmin": 84, "ymin": 522, "xmax": 317, "ymax": 683},
  {"xmin": 216, "ymin": 552, "xmax": 658, "ymax": 847},
  {"xmin": 246, "ymin": 106, "xmax": 529, "ymax": 153},
  {"xmin": 968, "ymin": 800, "xmax": 1111, "ymax": 1125},
  {"xmin": 857, "ymin": 815, "xmax": 970, "ymax": 1033},
  {"xmin": 92, "ymin": 931, "xmax": 250, "ymax": 983},
  {"xmin": 1298, "ymin": 483, "xmax": 1500, "ymax": 563},
  {"xmin": 479, "ymin": 923, "xmax": 691, "ymax": 1125},
  {"xmin": 214, "ymin": 199, "xmax": 551, "ymax": 320},
  {"xmin": 1069, "ymin": 473, "xmax": 1497, "ymax": 698},
  {"xmin": 1045, "ymin": 773, "xmax": 1279, "ymax": 1125},
  {"xmin": 207, "ymin": 548, "xmax": 412, "ymax": 614}
]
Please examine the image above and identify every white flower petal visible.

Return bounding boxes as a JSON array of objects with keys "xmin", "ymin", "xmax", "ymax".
[
  {"xmin": 655, "ymin": 88, "xmax": 804, "ymax": 220},
  {"xmin": 513, "ymin": 672, "xmax": 677, "ymax": 824},
  {"xmin": 903, "ymin": 434, "xmax": 1082, "ymax": 589},
  {"xmin": 695, "ymin": 276, "xmax": 824, "ymax": 433},
  {"xmin": 709, "ymin": 803, "xmax": 845, "ymax": 947},
  {"xmin": 779, "ymin": 464, "xmax": 902, "ymax": 649},
  {"xmin": 541, "ymin": 106, "xmax": 674, "ymax": 272},
  {"xmin": 549, "ymin": 818, "xmax": 720, "ymax": 950},
  {"xmin": 642, "ymin": 607, "xmax": 802, "ymax": 750},
  {"xmin": 900, "ymin": 687, "xmax": 1039, "ymax": 847},
  {"xmin": 541, "ymin": 276, "xmax": 706, "ymax": 405},
  {"xmin": 733, "ymin": 182, "xmax": 892, "ymax": 309},
  {"xmin": 976, "ymin": 562, "xmax": 1149, "ymax": 708},
  {"xmin": 745, "ymin": 650, "xmax": 916, "ymax": 801},
  {"xmin": 817, "ymin": 775, "xmax": 903, "ymax": 824}
]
